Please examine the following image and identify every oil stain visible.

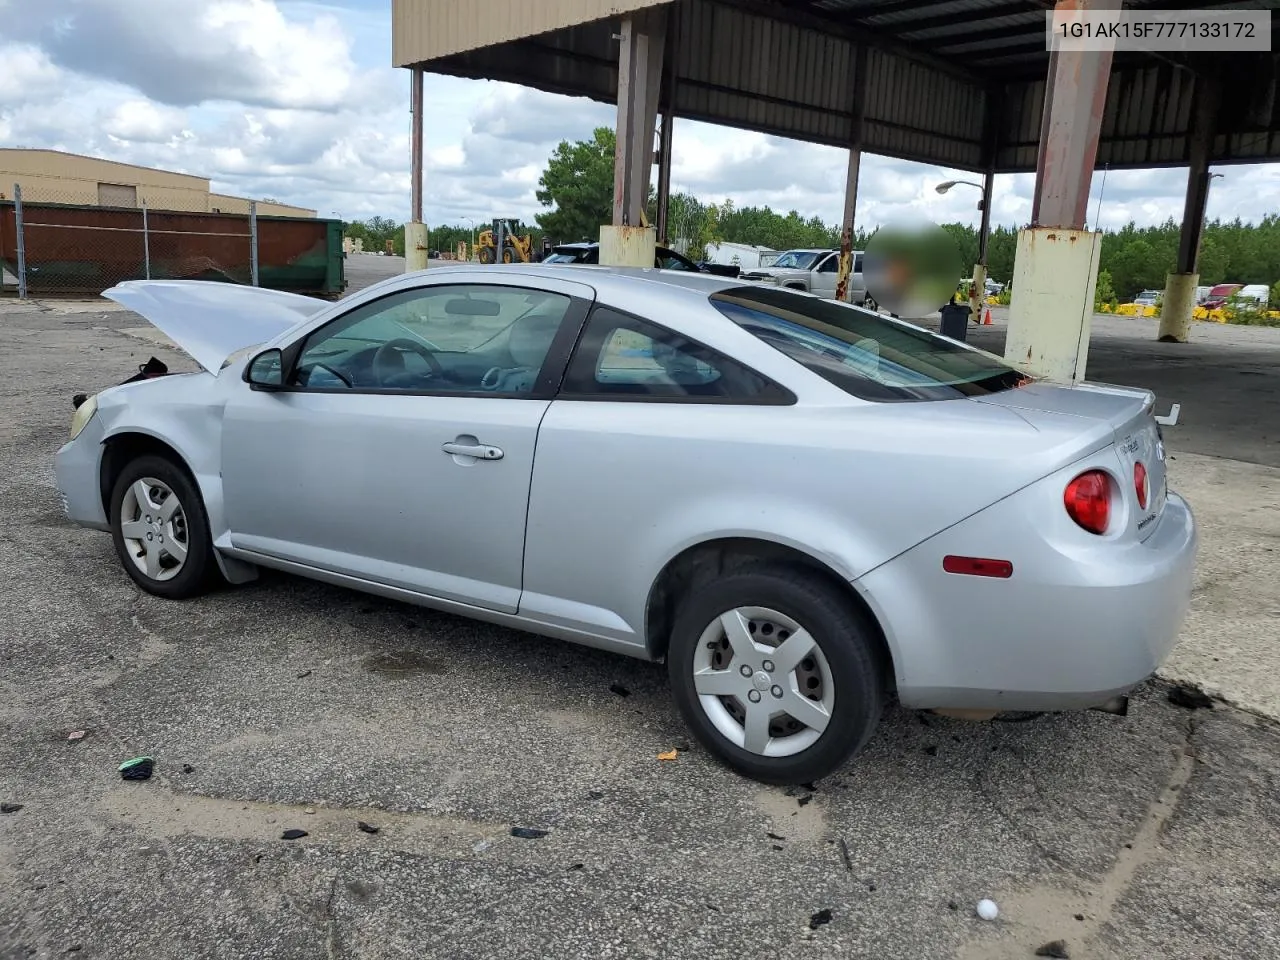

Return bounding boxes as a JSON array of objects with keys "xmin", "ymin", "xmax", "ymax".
[{"xmin": 362, "ymin": 650, "xmax": 446, "ymax": 676}]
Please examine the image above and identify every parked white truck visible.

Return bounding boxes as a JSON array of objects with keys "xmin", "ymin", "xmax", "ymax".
[{"xmin": 738, "ymin": 248, "xmax": 871, "ymax": 306}]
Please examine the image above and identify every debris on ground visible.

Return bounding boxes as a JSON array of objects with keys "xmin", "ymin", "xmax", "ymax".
[
  {"xmin": 357, "ymin": 821, "xmax": 380, "ymax": 834},
  {"xmin": 924, "ymin": 745, "xmax": 938, "ymax": 756},
  {"xmin": 1035, "ymin": 940, "xmax": 1070, "ymax": 958},
  {"xmin": 767, "ymin": 832, "xmax": 785, "ymax": 841},
  {"xmin": 567, "ymin": 863, "xmax": 584, "ymax": 871},
  {"xmin": 118, "ymin": 757, "xmax": 154, "ymax": 781},
  {"xmin": 976, "ymin": 898, "xmax": 999, "ymax": 921},
  {"xmin": 838, "ymin": 838, "xmax": 853, "ymax": 872},
  {"xmin": 280, "ymin": 829, "xmax": 308, "ymax": 840},
  {"xmin": 181, "ymin": 764, "xmax": 195, "ymax": 774},
  {"xmin": 1074, "ymin": 913, "xmax": 1084, "ymax": 921},
  {"xmin": 1, "ymin": 802, "xmax": 23, "ymax": 814},
  {"xmin": 657, "ymin": 749, "xmax": 679, "ymax": 761},
  {"xmin": 510, "ymin": 827, "xmax": 549, "ymax": 839},
  {"xmin": 587, "ymin": 790, "xmax": 605, "ymax": 800},
  {"xmin": 296, "ymin": 670, "xmax": 312, "ymax": 679},
  {"xmin": 808, "ymin": 908, "xmax": 833, "ymax": 930},
  {"xmin": 797, "ymin": 795, "xmax": 813, "ymax": 807},
  {"xmin": 67, "ymin": 730, "xmax": 86, "ymax": 741},
  {"xmin": 304, "ymin": 807, "xmax": 316, "ymax": 815},
  {"xmin": 1168, "ymin": 685, "xmax": 1214, "ymax": 710},
  {"xmin": 947, "ymin": 900, "xmax": 959, "ymax": 911},
  {"xmin": 609, "ymin": 682, "xmax": 630, "ymax": 697}
]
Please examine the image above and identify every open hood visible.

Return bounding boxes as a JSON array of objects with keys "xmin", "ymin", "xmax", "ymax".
[{"xmin": 102, "ymin": 279, "xmax": 327, "ymax": 375}]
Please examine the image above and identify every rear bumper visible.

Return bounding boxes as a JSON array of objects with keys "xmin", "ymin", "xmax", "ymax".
[
  {"xmin": 856, "ymin": 492, "xmax": 1198, "ymax": 712},
  {"xmin": 54, "ymin": 417, "xmax": 109, "ymax": 532}
]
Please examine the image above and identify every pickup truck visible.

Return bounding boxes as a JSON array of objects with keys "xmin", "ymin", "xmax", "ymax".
[{"xmin": 739, "ymin": 248, "xmax": 871, "ymax": 306}]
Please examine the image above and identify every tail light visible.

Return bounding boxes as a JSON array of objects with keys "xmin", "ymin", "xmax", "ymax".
[
  {"xmin": 1134, "ymin": 461, "xmax": 1149, "ymax": 510},
  {"xmin": 1065, "ymin": 470, "xmax": 1111, "ymax": 534}
]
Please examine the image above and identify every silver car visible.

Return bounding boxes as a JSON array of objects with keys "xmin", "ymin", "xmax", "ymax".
[{"xmin": 55, "ymin": 266, "xmax": 1197, "ymax": 785}]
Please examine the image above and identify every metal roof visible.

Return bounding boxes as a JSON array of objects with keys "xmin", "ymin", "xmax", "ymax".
[{"xmin": 395, "ymin": 0, "xmax": 1280, "ymax": 173}]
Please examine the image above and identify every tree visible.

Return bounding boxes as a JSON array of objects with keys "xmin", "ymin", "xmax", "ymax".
[{"xmin": 536, "ymin": 127, "xmax": 617, "ymax": 244}]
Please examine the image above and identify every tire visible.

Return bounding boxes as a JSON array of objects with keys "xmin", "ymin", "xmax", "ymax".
[
  {"xmin": 502, "ymin": 247, "xmax": 515, "ymax": 264},
  {"xmin": 109, "ymin": 454, "xmax": 218, "ymax": 599},
  {"xmin": 478, "ymin": 246, "xmax": 494, "ymax": 265},
  {"xmin": 667, "ymin": 565, "xmax": 884, "ymax": 784}
]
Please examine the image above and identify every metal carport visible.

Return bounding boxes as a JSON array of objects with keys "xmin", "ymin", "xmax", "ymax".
[{"xmin": 393, "ymin": 0, "xmax": 1280, "ymax": 376}]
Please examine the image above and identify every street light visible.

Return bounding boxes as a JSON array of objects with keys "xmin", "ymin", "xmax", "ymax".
[
  {"xmin": 935, "ymin": 179, "xmax": 983, "ymax": 195},
  {"xmin": 465, "ymin": 217, "xmax": 476, "ymax": 260},
  {"xmin": 935, "ymin": 179, "xmax": 991, "ymax": 316}
]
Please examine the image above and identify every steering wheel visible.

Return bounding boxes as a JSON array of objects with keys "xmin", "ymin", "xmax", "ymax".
[{"xmin": 371, "ymin": 338, "xmax": 444, "ymax": 386}]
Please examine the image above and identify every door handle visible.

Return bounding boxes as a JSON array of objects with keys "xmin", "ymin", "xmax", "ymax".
[{"xmin": 442, "ymin": 440, "xmax": 504, "ymax": 460}]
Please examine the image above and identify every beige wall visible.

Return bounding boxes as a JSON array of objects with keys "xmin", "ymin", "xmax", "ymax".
[
  {"xmin": 209, "ymin": 193, "xmax": 316, "ymax": 218},
  {"xmin": 392, "ymin": 0, "xmax": 667, "ymax": 66},
  {"xmin": 0, "ymin": 149, "xmax": 316, "ymax": 217}
]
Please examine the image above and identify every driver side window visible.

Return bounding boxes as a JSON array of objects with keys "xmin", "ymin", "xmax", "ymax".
[{"xmin": 292, "ymin": 284, "xmax": 573, "ymax": 396}]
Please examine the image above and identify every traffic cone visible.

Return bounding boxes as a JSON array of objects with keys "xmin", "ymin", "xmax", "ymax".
[{"xmin": 983, "ymin": 308, "xmax": 993, "ymax": 325}]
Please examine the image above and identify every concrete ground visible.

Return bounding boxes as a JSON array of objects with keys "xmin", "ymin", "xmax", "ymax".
[{"xmin": 1, "ymin": 292, "xmax": 1278, "ymax": 960}]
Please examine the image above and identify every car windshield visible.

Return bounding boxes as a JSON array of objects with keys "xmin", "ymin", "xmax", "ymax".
[
  {"xmin": 545, "ymin": 250, "xmax": 587, "ymax": 264},
  {"xmin": 769, "ymin": 251, "xmax": 821, "ymax": 270},
  {"xmin": 709, "ymin": 286, "xmax": 1026, "ymax": 402}
]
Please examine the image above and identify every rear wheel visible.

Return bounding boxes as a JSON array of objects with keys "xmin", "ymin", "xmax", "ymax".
[
  {"xmin": 109, "ymin": 454, "xmax": 217, "ymax": 599},
  {"xmin": 478, "ymin": 246, "xmax": 495, "ymax": 264},
  {"xmin": 667, "ymin": 566, "xmax": 884, "ymax": 784},
  {"xmin": 502, "ymin": 246, "xmax": 515, "ymax": 264}
]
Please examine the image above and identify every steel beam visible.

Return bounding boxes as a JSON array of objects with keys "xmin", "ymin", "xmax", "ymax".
[
  {"xmin": 836, "ymin": 46, "xmax": 867, "ymax": 304},
  {"xmin": 655, "ymin": 12, "xmax": 678, "ymax": 244},
  {"xmin": 612, "ymin": 10, "xmax": 665, "ymax": 227},
  {"xmin": 1031, "ymin": 0, "xmax": 1121, "ymax": 230},
  {"xmin": 1176, "ymin": 77, "xmax": 1221, "ymax": 274},
  {"xmin": 410, "ymin": 66, "xmax": 424, "ymax": 224}
]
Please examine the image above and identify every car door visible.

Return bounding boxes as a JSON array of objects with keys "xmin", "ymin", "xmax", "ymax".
[
  {"xmin": 220, "ymin": 276, "xmax": 593, "ymax": 613},
  {"xmin": 812, "ymin": 253, "xmax": 840, "ymax": 298}
]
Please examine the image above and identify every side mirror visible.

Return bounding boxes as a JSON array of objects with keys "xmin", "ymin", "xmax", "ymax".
[{"xmin": 244, "ymin": 348, "xmax": 285, "ymax": 390}]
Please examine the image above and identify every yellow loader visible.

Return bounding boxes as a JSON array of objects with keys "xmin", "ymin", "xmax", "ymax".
[{"xmin": 476, "ymin": 222, "xmax": 533, "ymax": 263}]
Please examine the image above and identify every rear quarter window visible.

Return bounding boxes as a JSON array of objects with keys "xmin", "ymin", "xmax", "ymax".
[{"xmin": 709, "ymin": 286, "xmax": 1026, "ymax": 402}]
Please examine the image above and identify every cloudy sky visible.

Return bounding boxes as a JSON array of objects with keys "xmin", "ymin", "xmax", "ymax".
[{"xmin": 2, "ymin": 0, "xmax": 1278, "ymax": 234}]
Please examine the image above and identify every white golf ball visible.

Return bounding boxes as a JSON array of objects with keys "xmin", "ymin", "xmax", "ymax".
[{"xmin": 976, "ymin": 899, "xmax": 999, "ymax": 921}]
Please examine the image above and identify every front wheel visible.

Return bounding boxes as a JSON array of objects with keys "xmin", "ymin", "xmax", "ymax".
[
  {"xmin": 109, "ymin": 454, "xmax": 218, "ymax": 599},
  {"xmin": 667, "ymin": 566, "xmax": 885, "ymax": 785}
]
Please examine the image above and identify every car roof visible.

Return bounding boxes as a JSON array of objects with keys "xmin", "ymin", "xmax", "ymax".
[{"xmin": 406, "ymin": 262, "xmax": 741, "ymax": 298}]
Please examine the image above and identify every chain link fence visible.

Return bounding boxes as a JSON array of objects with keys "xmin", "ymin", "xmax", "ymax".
[{"xmin": 1, "ymin": 184, "xmax": 260, "ymax": 298}]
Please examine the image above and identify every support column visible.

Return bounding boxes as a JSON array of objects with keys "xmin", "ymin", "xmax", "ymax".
[
  {"xmin": 654, "ymin": 13, "xmax": 678, "ymax": 246},
  {"xmin": 1159, "ymin": 77, "xmax": 1220, "ymax": 343},
  {"xmin": 405, "ymin": 65, "xmax": 429, "ymax": 273},
  {"xmin": 1005, "ymin": 0, "xmax": 1118, "ymax": 381},
  {"xmin": 971, "ymin": 91, "xmax": 999, "ymax": 323},
  {"xmin": 836, "ymin": 46, "xmax": 867, "ymax": 304},
  {"xmin": 602, "ymin": 11, "xmax": 666, "ymax": 267}
]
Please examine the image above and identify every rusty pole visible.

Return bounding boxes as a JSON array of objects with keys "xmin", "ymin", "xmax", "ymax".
[
  {"xmin": 1031, "ymin": 0, "xmax": 1121, "ymax": 230},
  {"xmin": 836, "ymin": 46, "xmax": 867, "ymax": 303},
  {"xmin": 410, "ymin": 66, "xmax": 424, "ymax": 225}
]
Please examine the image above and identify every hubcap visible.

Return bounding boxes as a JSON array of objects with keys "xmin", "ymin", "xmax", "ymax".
[
  {"xmin": 691, "ymin": 606, "xmax": 835, "ymax": 758},
  {"xmin": 119, "ymin": 477, "xmax": 189, "ymax": 582}
]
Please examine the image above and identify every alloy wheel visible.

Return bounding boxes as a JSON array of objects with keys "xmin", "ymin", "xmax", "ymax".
[
  {"xmin": 691, "ymin": 606, "xmax": 834, "ymax": 758},
  {"xmin": 118, "ymin": 477, "xmax": 189, "ymax": 582}
]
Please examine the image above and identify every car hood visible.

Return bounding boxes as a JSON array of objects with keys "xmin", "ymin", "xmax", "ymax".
[{"xmin": 102, "ymin": 279, "xmax": 327, "ymax": 375}]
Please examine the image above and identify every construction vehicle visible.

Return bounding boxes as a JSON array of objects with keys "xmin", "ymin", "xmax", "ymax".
[{"xmin": 476, "ymin": 220, "xmax": 533, "ymax": 263}]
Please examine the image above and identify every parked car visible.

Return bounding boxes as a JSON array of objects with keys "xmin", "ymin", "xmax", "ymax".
[
  {"xmin": 1133, "ymin": 290, "xmax": 1162, "ymax": 308},
  {"xmin": 1202, "ymin": 283, "xmax": 1243, "ymax": 310},
  {"xmin": 739, "ymin": 249, "xmax": 871, "ymax": 306},
  {"xmin": 542, "ymin": 241, "xmax": 704, "ymax": 272},
  {"xmin": 57, "ymin": 267, "xmax": 1197, "ymax": 785},
  {"xmin": 1237, "ymin": 284, "xmax": 1270, "ymax": 307}
]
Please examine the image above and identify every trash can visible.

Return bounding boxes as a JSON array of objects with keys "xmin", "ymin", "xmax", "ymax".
[{"xmin": 938, "ymin": 301, "xmax": 972, "ymax": 342}]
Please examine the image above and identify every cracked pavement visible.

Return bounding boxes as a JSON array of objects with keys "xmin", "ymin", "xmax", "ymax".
[{"xmin": 1, "ymin": 297, "xmax": 1278, "ymax": 959}]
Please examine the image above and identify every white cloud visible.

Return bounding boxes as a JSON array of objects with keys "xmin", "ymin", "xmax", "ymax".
[{"xmin": 102, "ymin": 101, "xmax": 190, "ymax": 144}]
